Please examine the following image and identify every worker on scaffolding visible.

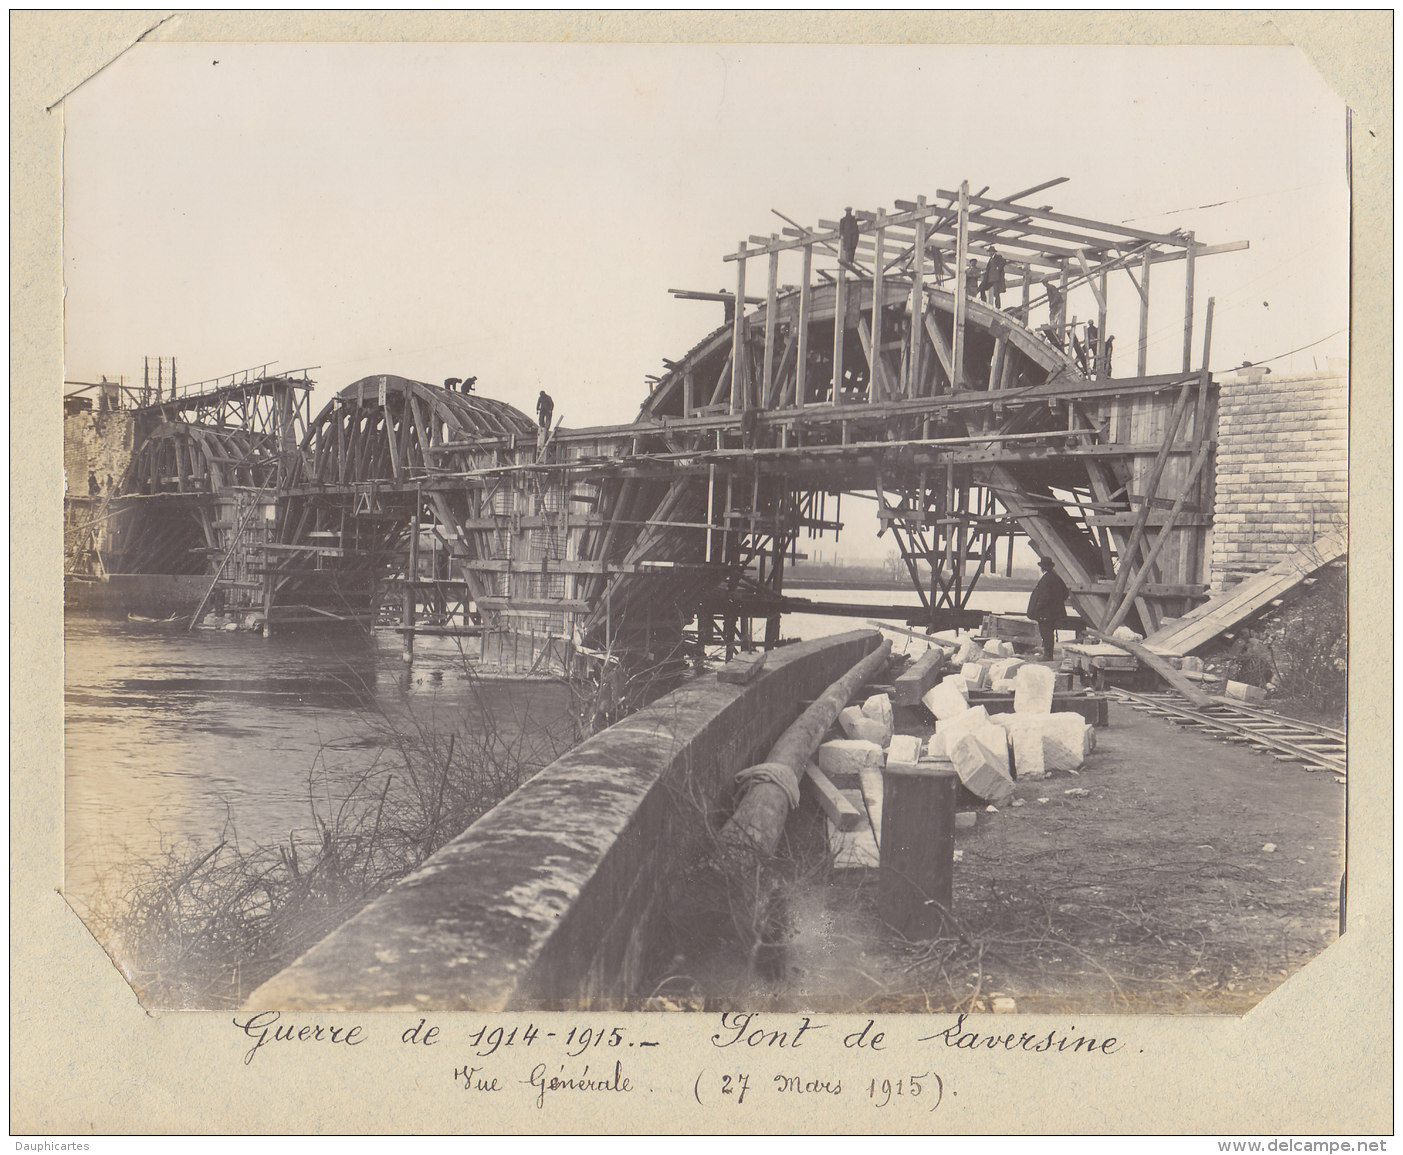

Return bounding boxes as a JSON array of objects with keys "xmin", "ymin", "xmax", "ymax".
[
  {"xmin": 1027, "ymin": 556, "xmax": 1069, "ymax": 661},
  {"xmin": 838, "ymin": 207, "xmax": 860, "ymax": 269},
  {"xmin": 978, "ymin": 248, "xmax": 1007, "ymax": 307},
  {"xmin": 964, "ymin": 257, "xmax": 981, "ymax": 295},
  {"xmin": 536, "ymin": 390, "xmax": 555, "ymax": 430}
]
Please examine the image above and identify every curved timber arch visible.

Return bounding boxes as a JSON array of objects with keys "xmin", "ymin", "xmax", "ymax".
[
  {"xmin": 639, "ymin": 278, "xmax": 1075, "ymax": 422},
  {"xmin": 120, "ymin": 421, "xmax": 275, "ymax": 495},
  {"xmin": 300, "ymin": 375, "xmax": 536, "ymax": 486}
]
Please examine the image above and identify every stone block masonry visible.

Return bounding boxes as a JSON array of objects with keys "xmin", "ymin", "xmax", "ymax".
[
  {"xmin": 1211, "ymin": 367, "xmax": 1348, "ymax": 590},
  {"xmin": 245, "ymin": 630, "xmax": 883, "ymax": 1011}
]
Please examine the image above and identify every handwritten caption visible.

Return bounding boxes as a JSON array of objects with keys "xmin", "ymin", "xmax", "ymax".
[{"xmin": 230, "ymin": 1009, "xmax": 1126, "ymax": 1112}]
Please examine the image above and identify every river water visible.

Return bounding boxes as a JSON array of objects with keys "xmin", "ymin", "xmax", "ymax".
[
  {"xmin": 63, "ymin": 616, "xmax": 577, "ymax": 903},
  {"xmin": 64, "ymin": 586, "xmax": 1036, "ymax": 901}
]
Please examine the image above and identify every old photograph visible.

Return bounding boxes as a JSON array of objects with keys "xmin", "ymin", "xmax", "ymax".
[{"xmin": 58, "ymin": 37, "xmax": 1352, "ymax": 1027}]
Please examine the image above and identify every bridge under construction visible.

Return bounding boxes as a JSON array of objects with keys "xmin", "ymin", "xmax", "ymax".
[{"xmin": 69, "ymin": 181, "xmax": 1255, "ymax": 675}]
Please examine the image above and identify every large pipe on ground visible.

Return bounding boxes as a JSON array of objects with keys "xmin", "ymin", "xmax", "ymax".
[{"xmin": 718, "ymin": 638, "xmax": 892, "ymax": 858}]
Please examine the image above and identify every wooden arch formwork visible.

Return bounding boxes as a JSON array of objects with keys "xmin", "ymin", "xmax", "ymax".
[
  {"xmin": 266, "ymin": 375, "xmax": 545, "ymax": 634},
  {"xmin": 103, "ymin": 420, "xmax": 280, "ymax": 580},
  {"xmin": 611, "ymin": 181, "xmax": 1241, "ymax": 651}
]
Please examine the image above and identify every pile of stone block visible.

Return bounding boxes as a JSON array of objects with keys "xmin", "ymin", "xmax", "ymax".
[{"xmin": 912, "ymin": 661, "xmax": 1097, "ymax": 802}]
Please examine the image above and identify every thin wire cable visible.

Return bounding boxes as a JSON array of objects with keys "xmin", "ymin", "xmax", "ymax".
[{"xmin": 1240, "ymin": 329, "xmax": 1347, "ymax": 369}]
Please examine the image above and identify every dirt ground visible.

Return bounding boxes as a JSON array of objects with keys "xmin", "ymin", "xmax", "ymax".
[{"xmin": 665, "ymin": 696, "xmax": 1348, "ymax": 1016}]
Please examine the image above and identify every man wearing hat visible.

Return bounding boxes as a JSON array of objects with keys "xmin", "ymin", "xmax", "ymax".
[{"xmin": 1027, "ymin": 556, "xmax": 1069, "ymax": 661}]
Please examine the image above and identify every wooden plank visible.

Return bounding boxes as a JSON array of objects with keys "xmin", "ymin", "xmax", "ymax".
[
  {"xmin": 923, "ymin": 312, "xmax": 955, "ymax": 385},
  {"xmin": 730, "ymin": 243, "xmax": 747, "ymax": 412},
  {"xmin": 908, "ymin": 198, "xmax": 927, "ymax": 395},
  {"xmin": 832, "ymin": 265, "xmax": 848, "ymax": 405},
  {"xmin": 1088, "ymin": 628, "xmax": 1213, "ymax": 707},
  {"xmin": 803, "ymin": 763, "xmax": 862, "ymax": 832},
  {"xmin": 1104, "ymin": 439, "xmax": 1211, "ymax": 632},
  {"xmin": 893, "ymin": 646, "xmax": 948, "ymax": 705},
  {"xmin": 796, "ymin": 242, "xmax": 812, "ymax": 405},
  {"xmin": 1182, "ymin": 232, "xmax": 1197, "ymax": 373},
  {"xmin": 762, "ymin": 245, "xmax": 779, "ymax": 404},
  {"xmin": 1145, "ymin": 531, "xmax": 1346, "ymax": 654},
  {"xmin": 1137, "ymin": 249, "xmax": 1152, "ymax": 376},
  {"xmin": 940, "ymin": 188, "xmax": 1187, "ymax": 247},
  {"xmin": 951, "ymin": 182, "xmax": 969, "ymax": 389},
  {"xmin": 871, "ymin": 212, "xmax": 886, "ymax": 398}
]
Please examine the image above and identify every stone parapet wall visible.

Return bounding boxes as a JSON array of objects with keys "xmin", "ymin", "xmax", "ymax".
[
  {"xmin": 245, "ymin": 629, "xmax": 883, "ymax": 1011},
  {"xmin": 1210, "ymin": 367, "xmax": 1347, "ymax": 589}
]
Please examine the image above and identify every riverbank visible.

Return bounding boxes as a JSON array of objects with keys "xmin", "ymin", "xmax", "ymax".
[{"xmin": 644, "ymin": 680, "xmax": 1345, "ymax": 1014}]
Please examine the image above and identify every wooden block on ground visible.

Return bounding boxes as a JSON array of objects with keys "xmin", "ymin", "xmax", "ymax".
[
  {"xmin": 894, "ymin": 648, "xmax": 947, "ymax": 705},
  {"xmin": 803, "ymin": 762, "xmax": 862, "ymax": 832}
]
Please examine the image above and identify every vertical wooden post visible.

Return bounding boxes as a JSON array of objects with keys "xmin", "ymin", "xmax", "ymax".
[
  {"xmin": 1137, "ymin": 248, "xmax": 1152, "ymax": 377},
  {"xmin": 731, "ymin": 243, "xmax": 748, "ymax": 413},
  {"xmin": 907, "ymin": 196, "xmax": 926, "ymax": 397},
  {"xmin": 1093, "ymin": 270, "xmax": 1106, "ymax": 377},
  {"xmin": 1181, "ymin": 232, "xmax": 1196, "ymax": 373},
  {"xmin": 951, "ymin": 182, "xmax": 969, "ymax": 390},
  {"xmin": 871, "ymin": 209, "xmax": 886, "ymax": 399},
  {"xmin": 796, "ymin": 242, "xmax": 812, "ymax": 406},
  {"xmin": 763, "ymin": 242, "xmax": 779, "ymax": 406},
  {"xmin": 879, "ymin": 765, "xmax": 957, "ymax": 939},
  {"xmin": 403, "ymin": 490, "xmax": 419, "ymax": 662},
  {"xmin": 832, "ymin": 262, "xmax": 848, "ymax": 406},
  {"xmin": 1020, "ymin": 266, "xmax": 1030, "ymax": 326}
]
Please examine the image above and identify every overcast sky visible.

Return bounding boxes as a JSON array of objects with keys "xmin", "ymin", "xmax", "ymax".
[{"xmin": 64, "ymin": 42, "xmax": 1348, "ymax": 435}]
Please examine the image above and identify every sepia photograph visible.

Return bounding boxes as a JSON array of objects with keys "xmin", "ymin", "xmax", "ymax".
[
  {"xmin": 16, "ymin": 10, "xmax": 1390, "ymax": 1139},
  {"xmin": 59, "ymin": 36, "xmax": 1353, "ymax": 1015}
]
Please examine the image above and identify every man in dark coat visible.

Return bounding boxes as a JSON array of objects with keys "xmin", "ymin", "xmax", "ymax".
[
  {"xmin": 536, "ymin": 390, "xmax": 554, "ymax": 429},
  {"xmin": 978, "ymin": 249, "xmax": 1007, "ymax": 307},
  {"xmin": 838, "ymin": 207, "xmax": 859, "ymax": 268},
  {"xmin": 1027, "ymin": 556, "xmax": 1069, "ymax": 660}
]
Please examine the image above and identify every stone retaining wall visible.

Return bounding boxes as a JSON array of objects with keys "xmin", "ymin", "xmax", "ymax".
[
  {"xmin": 1211, "ymin": 366, "xmax": 1348, "ymax": 589},
  {"xmin": 245, "ymin": 629, "xmax": 883, "ymax": 1011}
]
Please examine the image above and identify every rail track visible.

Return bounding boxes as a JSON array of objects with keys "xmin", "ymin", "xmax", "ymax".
[{"xmin": 1108, "ymin": 688, "xmax": 1347, "ymax": 776}]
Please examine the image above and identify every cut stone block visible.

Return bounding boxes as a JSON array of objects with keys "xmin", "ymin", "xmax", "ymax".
[
  {"xmin": 961, "ymin": 662, "xmax": 989, "ymax": 689},
  {"xmin": 925, "ymin": 732, "xmax": 947, "ymax": 759},
  {"xmin": 934, "ymin": 704, "xmax": 989, "ymax": 737},
  {"xmin": 955, "ymin": 811, "xmax": 978, "ymax": 829},
  {"xmin": 950, "ymin": 733, "xmax": 1016, "ymax": 805},
  {"xmin": 1181, "ymin": 655, "xmax": 1205, "ymax": 674},
  {"xmin": 995, "ymin": 712, "xmax": 1092, "ymax": 773},
  {"xmin": 1112, "ymin": 625, "xmax": 1144, "ymax": 643},
  {"xmin": 981, "ymin": 639, "xmax": 1014, "ymax": 660},
  {"xmin": 838, "ymin": 705, "xmax": 865, "ymax": 737},
  {"xmin": 988, "ymin": 657, "xmax": 1025, "ymax": 684},
  {"xmin": 1010, "ymin": 727, "xmax": 1047, "ymax": 780},
  {"xmin": 886, "ymin": 734, "xmax": 923, "ymax": 766},
  {"xmin": 991, "ymin": 679, "xmax": 1019, "ymax": 694},
  {"xmin": 921, "ymin": 677, "xmax": 970, "ymax": 720},
  {"xmin": 717, "ymin": 651, "xmax": 766, "ymax": 684},
  {"xmin": 1225, "ymin": 680, "xmax": 1266, "ymax": 703},
  {"xmin": 818, "ymin": 739, "xmax": 886, "ymax": 787},
  {"xmin": 953, "ymin": 638, "xmax": 982, "ymax": 664},
  {"xmin": 861, "ymin": 693, "xmax": 895, "ymax": 729},
  {"xmin": 1013, "ymin": 663, "xmax": 1056, "ymax": 714}
]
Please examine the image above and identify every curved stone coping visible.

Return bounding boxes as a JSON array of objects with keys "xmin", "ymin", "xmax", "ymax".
[{"xmin": 246, "ymin": 629, "xmax": 882, "ymax": 1011}]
